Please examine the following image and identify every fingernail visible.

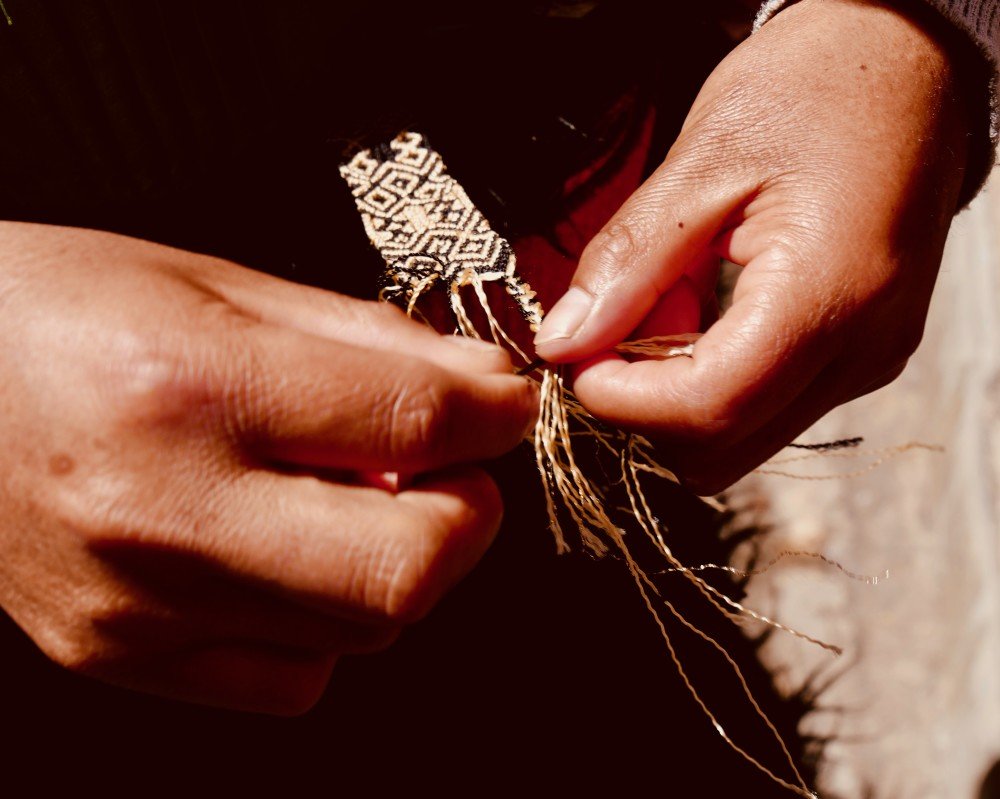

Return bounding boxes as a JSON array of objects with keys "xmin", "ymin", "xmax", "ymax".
[{"xmin": 534, "ymin": 287, "xmax": 593, "ymax": 346}]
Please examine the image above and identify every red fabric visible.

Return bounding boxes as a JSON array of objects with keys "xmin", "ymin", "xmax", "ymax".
[
  {"xmin": 470, "ymin": 103, "xmax": 656, "ymax": 355},
  {"xmin": 512, "ymin": 104, "xmax": 656, "ymax": 322},
  {"xmin": 419, "ymin": 100, "xmax": 657, "ymax": 355}
]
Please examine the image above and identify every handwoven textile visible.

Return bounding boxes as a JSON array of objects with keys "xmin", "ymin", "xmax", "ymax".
[{"xmin": 339, "ymin": 132, "xmax": 543, "ymax": 329}]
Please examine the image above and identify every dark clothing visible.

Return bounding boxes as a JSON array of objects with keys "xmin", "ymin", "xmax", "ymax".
[{"xmin": 0, "ymin": 1, "xmax": 724, "ymax": 292}]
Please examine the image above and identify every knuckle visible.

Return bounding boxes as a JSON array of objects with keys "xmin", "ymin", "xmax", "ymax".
[
  {"xmin": 377, "ymin": 539, "xmax": 440, "ymax": 624},
  {"xmin": 841, "ymin": 269, "xmax": 925, "ymax": 364},
  {"xmin": 37, "ymin": 623, "xmax": 107, "ymax": 676},
  {"xmin": 52, "ymin": 465, "xmax": 206, "ymax": 554},
  {"xmin": 360, "ymin": 626, "xmax": 403, "ymax": 653},
  {"xmin": 442, "ymin": 473, "xmax": 503, "ymax": 542},
  {"xmin": 104, "ymin": 343, "xmax": 219, "ymax": 430},
  {"xmin": 583, "ymin": 221, "xmax": 647, "ymax": 278},
  {"xmin": 693, "ymin": 411, "xmax": 742, "ymax": 447},
  {"xmin": 380, "ymin": 371, "xmax": 454, "ymax": 465},
  {"xmin": 375, "ymin": 483, "xmax": 500, "ymax": 624},
  {"xmin": 343, "ymin": 520, "xmax": 432, "ymax": 625},
  {"xmin": 51, "ymin": 471, "xmax": 136, "ymax": 547}
]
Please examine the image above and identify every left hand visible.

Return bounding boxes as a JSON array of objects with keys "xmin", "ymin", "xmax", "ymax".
[{"xmin": 533, "ymin": 0, "xmax": 973, "ymax": 494}]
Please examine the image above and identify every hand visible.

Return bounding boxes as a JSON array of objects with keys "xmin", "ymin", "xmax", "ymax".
[
  {"xmin": 533, "ymin": 0, "xmax": 971, "ymax": 494},
  {"xmin": 0, "ymin": 222, "xmax": 536, "ymax": 713}
]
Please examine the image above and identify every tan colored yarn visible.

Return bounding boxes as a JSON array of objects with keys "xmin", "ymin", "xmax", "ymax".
[{"xmin": 340, "ymin": 132, "xmax": 932, "ymax": 798}]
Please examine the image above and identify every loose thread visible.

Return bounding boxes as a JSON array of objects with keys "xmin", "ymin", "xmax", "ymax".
[
  {"xmin": 465, "ymin": 271, "xmax": 532, "ymax": 363},
  {"xmin": 619, "ymin": 448, "xmax": 816, "ymax": 796},
  {"xmin": 419, "ymin": 278, "xmax": 826, "ymax": 797},
  {"xmin": 532, "ymin": 362, "xmax": 816, "ymax": 794},
  {"xmin": 755, "ymin": 442, "xmax": 944, "ymax": 480},
  {"xmin": 658, "ymin": 549, "xmax": 888, "ymax": 587},
  {"xmin": 342, "ymin": 133, "xmax": 845, "ymax": 797},
  {"xmin": 0, "ymin": 2, "xmax": 11, "ymax": 26},
  {"xmin": 624, "ymin": 464, "xmax": 849, "ymax": 650},
  {"xmin": 788, "ymin": 437, "xmax": 864, "ymax": 452},
  {"xmin": 480, "ymin": 285, "xmax": 820, "ymax": 794},
  {"xmin": 403, "ymin": 279, "xmax": 877, "ymax": 795},
  {"xmin": 517, "ymin": 358, "xmax": 546, "ymax": 377}
]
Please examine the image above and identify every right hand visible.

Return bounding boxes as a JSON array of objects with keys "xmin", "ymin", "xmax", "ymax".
[{"xmin": 0, "ymin": 222, "xmax": 536, "ymax": 714}]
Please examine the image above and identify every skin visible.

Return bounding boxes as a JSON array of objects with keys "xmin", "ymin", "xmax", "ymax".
[
  {"xmin": 0, "ymin": 222, "xmax": 537, "ymax": 714},
  {"xmin": 534, "ymin": 0, "xmax": 974, "ymax": 494}
]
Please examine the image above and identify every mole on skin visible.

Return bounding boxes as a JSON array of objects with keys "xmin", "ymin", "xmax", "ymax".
[{"xmin": 48, "ymin": 454, "xmax": 75, "ymax": 476}]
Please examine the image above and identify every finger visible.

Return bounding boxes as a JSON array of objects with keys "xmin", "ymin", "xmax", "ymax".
[
  {"xmin": 533, "ymin": 153, "xmax": 749, "ymax": 362},
  {"xmin": 652, "ymin": 362, "xmax": 858, "ymax": 494},
  {"xmin": 570, "ymin": 246, "xmax": 843, "ymax": 448},
  {"xmin": 228, "ymin": 324, "xmax": 537, "ymax": 473},
  {"xmin": 209, "ymin": 263, "xmax": 514, "ymax": 375},
  {"xmin": 645, "ymin": 357, "xmax": 908, "ymax": 495},
  {"xmin": 139, "ymin": 643, "xmax": 338, "ymax": 715},
  {"xmin": 87, "ymin": 564, "xmax": 402, "ymax": 655},
  {"xmin": 144, "ymin": 466, "xmax": 505, "ymax": 625},
  {"xmin": 211, "ymin": 607, "xmax": 401, "ymax": 656}
]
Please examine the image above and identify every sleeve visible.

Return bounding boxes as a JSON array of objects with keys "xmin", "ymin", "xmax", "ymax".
[{"xmin": 755, "ymin": 0, "xmax": 999, "ymax": 205}]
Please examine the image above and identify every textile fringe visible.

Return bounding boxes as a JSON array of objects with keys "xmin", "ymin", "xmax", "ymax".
[
  {"xmin": 440, "ymin": 269, "xmax": 820, "ymax": 796},
  {"xmin": 340, "ymin": 132, "xmax": 929, "ymax": 799}
]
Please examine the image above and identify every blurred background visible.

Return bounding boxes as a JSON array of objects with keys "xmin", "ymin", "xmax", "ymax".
[{"xmin": 737, "ymin": 172, "xmax": 1000, "ymax": 798}]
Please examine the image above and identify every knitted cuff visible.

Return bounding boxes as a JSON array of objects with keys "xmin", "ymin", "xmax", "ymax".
[{"xmin": 755, "ymin": 0, "xmax": 999, "ymax": 206}]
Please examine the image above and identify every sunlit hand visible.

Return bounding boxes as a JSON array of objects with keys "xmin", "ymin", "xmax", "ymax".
[
  {"xmin": 534, "ymin": 0, "xmax": 972, "ymax": 494},
  {"xmin": 0, "ymin": 222, "xmax": 536, "ymax": 713}
]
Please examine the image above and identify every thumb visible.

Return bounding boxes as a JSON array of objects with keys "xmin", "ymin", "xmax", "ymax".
[{"xmin": 533, "ymin": 155, "xmax": 747, "ymax": 363}]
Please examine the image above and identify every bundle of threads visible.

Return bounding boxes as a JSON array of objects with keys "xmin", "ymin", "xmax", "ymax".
[{"xmin": 340, "ymin": 132, "xmax": 935, "ymax": 798}]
